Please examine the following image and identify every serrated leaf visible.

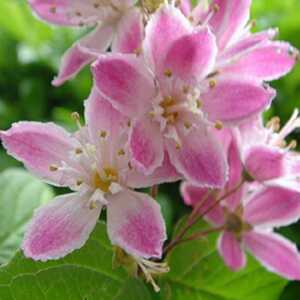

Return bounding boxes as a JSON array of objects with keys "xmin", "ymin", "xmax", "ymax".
[
  {"xmin": 0, "ymin": 168, "xmax": 53, "ymax": 264},
  {"xmin": 0, "ymin": 222, "xmax": 152, "ymax": 300}
]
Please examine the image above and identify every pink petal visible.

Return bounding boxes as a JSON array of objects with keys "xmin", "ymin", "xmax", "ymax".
[
  {"xmin": 244, "ymin": 146, "xmax": 285, "ymax": 182},
  {"xmin": 0, "ymin": 122, "xmax": 77, "ymax": 186},
  {"xmin": 28, "ymin": 0, "xmax": 74, "ymax": 26},
  {"xmin": 144, "ymin": 4, "xmax": 191, "ymax": 72},
  {"xmin": 202, "ymin": 77, "xmax": 276, "ymax": 124},
  {"xmin": 126, "ymin": 152, "xmax": 181, "ymax": 189},
  {"xmin": 52, "ymin": 25, "xmax": 113, "ymax": 86},
  {"xmin": 163, "ymin": 27, "xmax": 217, "ymax": 82},
  {"xmin": 222, "ymin": 41, "xmax": 299, "ymax": 81},
  {"xmin": 244, "ymin": 186, "xmax": 300, "ymax": 228},
  {"xmin": 107, "ymin": 190, "xmax": 166, "ymax": 259},
  {"xmin": 180, "ymin": 182, "xmax": 225, "ymax": 225},
  {"xmin": 84, "ymin": 87, "xmax": 127, "ymax": 146},
  {"xmin": 218, "ymin": 231, "xmax": 246, "ymax": 271},
  {"xmin": 209, "ymin": 0, "xmax": 251, "ymax": 49},
  {"xmin": 92, "ymin": 54, "xmax": 156, "ymax": 117},
  {"xmin": 22, "ymin": 193, "xmax": 101, "ymax": 261},
  {"xmin": 244, "ymin": 231, "xmax": 300, "ymax": 280},
  {"xmin": 129, "ymin": 117, "xmax": 164, "ymax": 175},
  {"xmin": 166, "ymin": 127, "xmax": 228, "ymax": 188},
  {"xmin": 112, "ymin": 8, "xmax": 143, "ymax": 54},
  {"xmin": 179, "ymin": 0, "xmax": 192, "ymax": 16}
]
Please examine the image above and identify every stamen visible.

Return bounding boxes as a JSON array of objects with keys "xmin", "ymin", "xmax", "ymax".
[
  {"xmin": 209, "ymin": 79, "xmax": 217, "ymax": 88},
  {"xmin": 100, "ymin": 130, "xmax": 107, "ymax": 138},
  {"xmin": 164, "ymin": 69, "xmax": 173, "ymax": 78},
  {"xmin": 215, "ymin": 120, "xmax": 223, "ymax": 130},
  {"xmin": 49, "ymin": 164, "xmax": 59, "ymax": 172}
]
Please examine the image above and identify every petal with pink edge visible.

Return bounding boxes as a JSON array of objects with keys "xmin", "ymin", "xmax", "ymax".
[
  {"xmin": 22, "ymin": 193, "xmax": 101, "ymax": 261},
  {"xmin": 84, "ymin": 87, "xmax": 127, "ymax": 145},
  {"xmin": 112, "ymin": 8, "xmax": 143, "ymax": 54},
  {"xmin": 129, "ymin": 117, "xmax": 164, "ymax": 175},
  {"xmin": 202, "ymin": 77, "xmax": 275, "ymax": 124},
  {"xmin": 180, "ymin": 182, "xmax": 225, "ymax": 226},
  {"xmin": 244, "ymin": 186, "xmax": 300, "ymax": 228},
  {"xmin": 209, "ymin": 0, "xmax": 251, "ymax": 49},
  {"xmin": 107, "ymin": 189, "xmax": 166, "ymax": 259},
  {"xmin": 244, "ymin": 146, "xmax": 285, "ymax": 182},
  {"xmin": 0, "ymin": 122, "xmax": 77, "ymax": 186},
  {"xmin": 222, "ymin": 41, "xmax": 299, "ymax": 81},
  {"xmin": 163, "ymin": 27, "xmax": 217, "ymax": 82},
  {"xmin": 244, "ymin": 231, "xmax": 300, "ymax": 280},
  {"xmin": 166, "ymin": 127, "xmax": 228, "ymax": 188},
  {"xmin": 28, "ymin": 0, "xmax": 74, "ymax": 26},
  {"xmin": 92, "ymin": 54, "xmax": 156, "ymax": 117},
  {"xmin": 218, "ymin": 231, "xmax": 246, "ymax": 271},
  {"xmin": 52, "ymin": 25, "xmax": 113, "ymax": 86},
  {"xmin": 126, "ymin": 152, "xmax": 181, "ymax": 189},
  {"xmin": 144, "ymin": 4, "xmax": 191, "ymax": 72}
]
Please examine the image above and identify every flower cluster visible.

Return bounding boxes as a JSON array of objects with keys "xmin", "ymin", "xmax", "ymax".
[{"xmin": 1, "ymin": 0, "xmax": 300, "ymax": 291}]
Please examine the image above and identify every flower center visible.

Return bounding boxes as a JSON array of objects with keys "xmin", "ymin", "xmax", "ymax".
[
  {"xmin": 93, "ymin": 168, "xmax": 118, "ymax": 193},
  {"xmin": 160, "ymin": 96, "xmax": 179, "ymax": 125},
  {"xmin": 224, "ymin": 212, "xmax": 252, "ymax": 237}
]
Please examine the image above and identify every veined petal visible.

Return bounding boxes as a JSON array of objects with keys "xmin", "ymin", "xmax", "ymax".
[
  {"xmin": 244, "ymin": 186, "xmax": 300, "ymax": 228},
  {"xmin": 126, "ymin": 152, "xmax": 181, "ymax": 189},
  {"xmin": 244, "ymin": 231, "xmax": 300, "ymax": 280},
  {"xmin": 107, "ymin": 189, "xmax": 166, "ymax": 259},
  {"xmin": 222, "ymin": 41, "xmax": 299, "ymax": 81},
  {"xmin": 22, "ymin": 193, "xmax": 101, "ymax": 261},
  {"xmin": 0, "ymin": 122, "xmax": 77, "ymax": 186},
  {"xmin": 52, "ymin": 25, "xmax": 113, "ymax": 86},
  {"xmin": 144, "ymin": 4, "xmax": 191, "ymax": 72},
  {"xmin": 202, "ymin": 77, "xmax": 275, "ymax": 124},
  {"xmin": 92, "ymin": 54, "xmax": 156, "ymax": 117},
  {"xmin": 180, "ymin": 182, "xmax": 225, "ymax": 225},
  {"xmin": 244, "ymin": 146, "xmax": 285, "ymax": 182},
  {"xmin": 163, "ymin": 27, "xmax": 217, "ymax": 82},
  {"xmin": 166, "ymin": 127, "xmax": 228, "ymax": 188},
  {"xmin": 209, "ymin": 0, "xmax": 251, "ymax": 49},
  {"xmin": 112, "ymin": 8, "xmax": 143, "ymax": 54},
  {"xmin": 218, "ymin": 231, "xmax": 246, "ymax": 271},
  {"xmin": 129, "ymin": 117, "xmax": 164, "ymax": 175}
]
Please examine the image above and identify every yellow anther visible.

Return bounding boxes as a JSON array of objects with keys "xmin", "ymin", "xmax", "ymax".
[
  {"xmin": 215, "ymin": 120, "xmax": 223, "ymax": 130},
  {"xmin": 75, "ymin": 148, "xmax": 83, "ymax": 154},
  {"xmin": 89, "ymin": 201, "xmax": 97, "ymax": 210},
  {"xmin": 100, "ymin": 130, "xmax": 107, "ymax": 138},
  {"xmin": 184, "ymin": 122, "xmax": 192, "ymax": 129},
  {"xmin": 76, "ymin": 180, "xmax": 83, "ymax": 186},
  {"xmin": 196, "ymin": 99, "xmax": 203, "ymax": 108},
  {"xmin": 49, "ymin": 165, "xmax": 58, "ymax": 172},
  {"xmin": 176, "ymin": 143, "xmax": 181, "ymax": 150},
  {"xmin": 164, "ymin": 69, "xmax": 173, "ymax": 78},
  {"xmin": 118, "ymin": 149, "xmax": 125, "ymax": 156},
  {"xmin": 71, "ymin": 112, "xmax": 80, "ymax": 121},
  {"xmin": 209, "ymin": 79, "xmax": 217, "ymax": 88}
]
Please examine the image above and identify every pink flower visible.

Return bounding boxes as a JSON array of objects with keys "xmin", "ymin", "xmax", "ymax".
[
  {"xmin": 28, "ymin": 0, "xmax": 143, "ymax": 85},
  {"xmin": 0, "ymin": 88, "xmax": 179, "ymax": 261},
  {"xmin": 184, "ymin": 0, "xmax": 299, "ymax": 82},
  {"xmin": 92, "ymin": 4, "xmax": 276, "ymax": 188},
  {"xmin": 181, "ymin": 116, "xmax": 300, "ymax": 279}
]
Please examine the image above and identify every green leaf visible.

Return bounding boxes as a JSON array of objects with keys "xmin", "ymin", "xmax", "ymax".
[
  {"xmin": 0, "ymin": 168, "xmax": 53, "ymax": 264},
  {"xmin": 0, "ymin": 216, "xmax": 287, "ymax": 299},
  {"xmin": 0, "ymin": 222, "xmax": 152, "ymax": 300}
]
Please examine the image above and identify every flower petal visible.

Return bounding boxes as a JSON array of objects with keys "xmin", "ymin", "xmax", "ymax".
[
  {"xmin": 107, "ymin": 189, "xmax": 166, "ymax": 259},
  {"xmin": 166, "ymin": 126, "xmax": 228, "ymax": 188},
  {"xmin": 209, "ymin": 0, "xmax": 251, "ymax": 49},
  {"xmin": 218, "ymin": 231, "xmax": 246, "ymax": 271},
  {"xmin": 126, "ymin": 152, "xmax": 181, "ymax": 189},
  {"xmin": 222, "ymin": 41, "xmax": 299, "ymax": 81},
  {"xmin": 129, "ymin": 117, "xmax": 164, "ymax": 175},
  {"xmin": 92, "ymin": 54, "xmax": 156, "ymax": 117},
  {"xmin": 163, "ymin": 27, "xmax": 217, "ymax": 82},
  {"xmin": 244, "ymin": 231, "xmax": 300, "ymax": 280},
  {"xmin": 244, "ymin": 186, "xmax": 300, "ymax": 227},
  {"xmin": 144, "ymin": 4, "xmax": 191, "ymax": 72},
  {"xmin": 112, "ymin": 8, "xmax": 143, "ymax": 54},
  {"xmin": 202, "ymin": 77, "xmax": 275, "ymax": 124},
  {"xmin": 244, "ymin": 146, "xmax": 285, "ymax": 182},
  {"xmin": 52, "ymin": 25, "xmax": 113, "ymax": 86},
  {"xmin": 0, "ymin": 122, "xmax": 77, "ymax": 186},
  {"xmin": 180, "ymin": 182, "xmax": 225, "ymax": 225},
  {"xmin": 22, "ymin": 193, "xmax": 101, "ymax": 261}
]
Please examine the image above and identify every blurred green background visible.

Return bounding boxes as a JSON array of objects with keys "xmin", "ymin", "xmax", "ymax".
[{"xmin": 0, "ymin": 0, "xmax": 299, "ymax": 299}]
